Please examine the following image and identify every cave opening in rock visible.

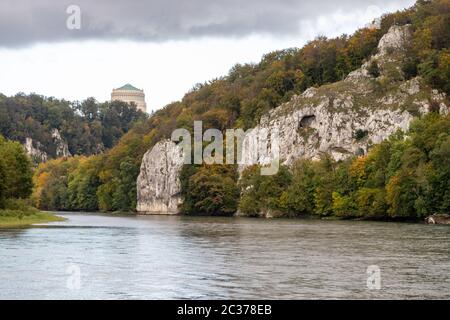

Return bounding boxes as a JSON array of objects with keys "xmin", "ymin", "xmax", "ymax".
[{"xmin": 299, "ymin": 115, "xmax": 316, "ymax": 129}]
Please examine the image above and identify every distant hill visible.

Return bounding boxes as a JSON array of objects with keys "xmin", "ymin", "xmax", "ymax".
[{"xmin": 0, "ymin": 94, "xmax": 148, "ymax": 162}]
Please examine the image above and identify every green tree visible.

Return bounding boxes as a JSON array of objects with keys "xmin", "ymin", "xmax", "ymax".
[
  {"xmin": 355, "ymin": 188, "xmax": 387, "ymax": 218},
  {"xmin": 113, "ymin": 157, "xmax": 140, "ymax": 211},
  {"xmin": 313, "ymin": 156, "xmax": 335, "ymax": 216},
  {"xmin": 0, "ymin": 136, "xmax": 33, "ymax": 199},
  {"xmin": 332, "ymin": 192, "xmax": 356, "ymax": 218},
  {"xmin": 181, "ymin": 165, "xmax": 239, "ymax": 216},
  {"xmin": 239, "ymin": 165, "xmax": 292, "ymax": 217},
  {"xmin": 427, "ymin": 136, "xmax": 450, "ymax": 213},
  {"xmin": 67, "ymin": 156, "xmax": 101, "ymax": 211},
  {"xmin": 279, "ymin": 160, "xmax": 316, "ymax": 216},
  {"xmin": 0, "ymin": 157, "xmax": 6, "ymax": 209}
]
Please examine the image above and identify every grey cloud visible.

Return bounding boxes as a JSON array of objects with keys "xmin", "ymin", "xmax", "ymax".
[{"xmin": 0, "ymin": 0, "xmax": 406, "ymax": 47}]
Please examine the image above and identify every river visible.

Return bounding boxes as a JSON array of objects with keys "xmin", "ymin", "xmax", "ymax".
[{"xmin": 0, "ymin": 213, "xmax": 449, "ymax": 299}]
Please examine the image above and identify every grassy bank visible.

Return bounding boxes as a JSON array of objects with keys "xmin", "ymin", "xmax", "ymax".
[
  {"xmin": 0, "ymin": 200, "xmax": 65, "ymax": 228},
  {"xmin": 0, "ymin": 210, "xmax": 64, "ymax": 228}
]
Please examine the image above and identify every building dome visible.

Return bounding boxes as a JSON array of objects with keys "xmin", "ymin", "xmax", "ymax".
[{"xmin": 111, "ymin": 83, "xmax": 147, "ymax": 113}]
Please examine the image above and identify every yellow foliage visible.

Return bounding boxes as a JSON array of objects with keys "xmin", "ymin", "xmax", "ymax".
[
  {"xmin": 349, "ymin": 156, "xmax": 368, "ymax": 187},
  {"xmin": 385, "ymin": 175, "xmax": 400, "ymax": 216}
]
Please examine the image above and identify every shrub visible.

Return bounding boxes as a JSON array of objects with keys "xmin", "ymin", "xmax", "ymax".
[
  {"xmin": 368, "ymin": 61, "xmax": 381, "ymax": 78},
  {"xmin": 354, "ymin": 129, "xmax": 369, "ymax": 141}
]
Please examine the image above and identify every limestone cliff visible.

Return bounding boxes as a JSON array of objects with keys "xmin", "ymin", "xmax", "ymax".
[
  {"xmin": 24, "ymin": 137, "xmax": 48, "ymax": 163},
  {"xmin": 136, "ymin": 140, "xmax": 184, "ymax": 214},
  {"xmin": 136, "ymin": 25, "xmax": 449, "ymax": 215},
  {"xmin": 23, "ymin": 128, "xmax": 71, "ymax": 163},
  {"xmin": 241, "ymin": 25, "xmax": 448, "ymax": 167},
  {"xmin": 51, "ymin": 129, "xmax": 71, "ymax": 158}
]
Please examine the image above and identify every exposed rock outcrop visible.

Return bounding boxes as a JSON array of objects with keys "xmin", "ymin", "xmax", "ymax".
[
  {"xmin": 346, "ymin": 25, "xmax": 411, "ymax": 81},
  {"xmin": 240, "ymin": 26, "xmax": 448, "ymax": 167},
  {"xmin": 240, "ymin": 98, "xmax": 417, "ymax": 166},
  {"xmin": 136, "ymin": 140, "xmax": 184, "ymax": 214},
  {"xmin": 23, "ymin": 128, "xmax": 71, "ymax": 163},
  {"xmin": 24, "ymin": 137, "xmax": 48, "ymax": 163},
  {"xmin": 52, "ymin": 129, "xmax": 71, "ymax": 158},
  {"xmin": 136, "ymin": 25, "xmax": 449, "ymax": 215}
]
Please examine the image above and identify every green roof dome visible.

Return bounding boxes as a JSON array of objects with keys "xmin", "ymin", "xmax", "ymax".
[{"xmin": 116, "ymin": 83, "xmax": 141, "ymax": 91}]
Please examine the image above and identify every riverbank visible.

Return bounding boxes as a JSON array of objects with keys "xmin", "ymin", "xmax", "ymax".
[
  {"xmin": 30, "ymin": 208, "xmax": 448, "ymax": 226},
  {"xmin": 101, "ymin": 210, "xmax": 429, "ymax": 224},
  {"xmin": 0, "ymin": 209, "xmax": 65, "ymax": 228}
]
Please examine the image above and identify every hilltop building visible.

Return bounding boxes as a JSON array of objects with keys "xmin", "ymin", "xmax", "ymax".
[{"xmin": 111, "ymin": 84, "xmax": 147, "ymax": 113}]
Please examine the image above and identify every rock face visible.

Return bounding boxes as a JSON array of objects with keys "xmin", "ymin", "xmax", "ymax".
[
  {"xmin": 51, "ymin": 129, "xmax": 71, "ymax": 158},
  {"xmin": 240, "ymin": 25, "xmax": 448, "ymax": 167},
  {"xmin": 24, "ymin": 137, "xmax": 48, "ymax": 163},
  {"xmin": 240, "ymin": 99, "xmax": 416, "ymax": 166},
  {"xmin": 136, "ymin": 25, "xmax": 449, "ymax": 214},
  {"xmin": 23, "ymin": 128, "xmax": 71, "ymax": 163},
  {"xmin": 377, "ymin": 24, "xmax": 411, "ymax": 55},
  {"xmin": 136, "ymin": 140, "xmax": 185, "ymax": 214}
]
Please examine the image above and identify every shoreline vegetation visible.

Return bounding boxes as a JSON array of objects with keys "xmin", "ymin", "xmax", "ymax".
[
  {"xmin": 0, "ymin": 211, "xmax": 64, "ymax": 229},
  {"xmin": 30, "ymin": 113, "xmax": 450, "ymax": 223},
  {"xmin": 0, "ymin": 207, "xmax": 64, "ymax": 229},
  {"xmin": 0, "ymin": 134, "xmax": 65, "ymax": 228}
]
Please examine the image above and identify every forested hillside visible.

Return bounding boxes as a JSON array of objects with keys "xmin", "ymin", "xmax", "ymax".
[
  {"xmin": 0, "ymin": 94, "xmax": 148, "ymax": 160},
  {"xmin": 238, "ymin": 114, "xmax": 450, "ymax": 219},
  {"xmin": 32, "ymin": 0, "xmax": 450, "ymax": 215}
]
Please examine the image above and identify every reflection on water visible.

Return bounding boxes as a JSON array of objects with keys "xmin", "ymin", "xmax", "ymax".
[{"xmin": 0, "ymin": 213, "xmax": 449, "ymax": 299}]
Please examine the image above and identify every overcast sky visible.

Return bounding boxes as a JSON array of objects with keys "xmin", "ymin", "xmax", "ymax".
[{"xmin": 0, "ymin": 0, "xmax": 416, "ymax": 112}]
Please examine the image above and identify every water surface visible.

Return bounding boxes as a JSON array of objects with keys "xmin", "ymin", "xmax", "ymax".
[{"xmin": 0, "ymin": 213, "xmax": 449, "ymax": 299}]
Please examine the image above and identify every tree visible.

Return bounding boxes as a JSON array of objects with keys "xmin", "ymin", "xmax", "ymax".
[
  {"xmin": 386, "ymin": 171, "xmax": 418, "ymax": 217},
  {"xmin": 332, "ymin": 192, "xmax": 356, "ymax": 218},
  {"xmin": 355, "ymin": 188, "xmax": 387, "ymax": 218},
  {"xmin": 67, "ymin": 156, "xmax": 101, "ymax": 211},
  {"xmin": 32, "ymin": 156, "xmax": 81, "ymax": 210},
  {"xmin": 279, "ymin": 160, "xmax": 316, "ymax": 216},
  {"xmin": 427, "ymin": 159, "xmax": 450, "ymax": 214},
  {"xmin": 181, "ymin": 165, "xmax": 239, "ymax": 216},
  {"xmin": 0, "ymin": 136, "xmax": 33, "ymax": 199},
  {"xmin": 0, "ymin": 157, "xmax": 6, "ymax": 209},
  {"xmin": 113, "ymin": 157, "xmax": 140, "ymax": 211},
  {"xmin": 237, "ymin": 166, "xmax": 262, "ymax": 216},
  {"xmin": 368, "ymin": 61, "xmax": 380, "ymax": 78},
  {"xmin": 313, "ymin": 156, "xmax": 335, "ymax": 216},
  {"xmin": 239, "ymin": 165, "xmax": 292, "ymax": 217},
  {"xmin": 438, "ymin": 50, "xmax": 450, "ymax": 95}
]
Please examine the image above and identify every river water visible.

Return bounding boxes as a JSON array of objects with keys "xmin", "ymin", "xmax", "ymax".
[{"xmin": 0, "ymin": 213, "xmax": 449, "ymax": 299}]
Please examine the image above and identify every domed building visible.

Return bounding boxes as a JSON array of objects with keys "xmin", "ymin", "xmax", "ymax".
[{"xmin": 111, "ymin": 83, "xmax": 147, "ymax": 113}]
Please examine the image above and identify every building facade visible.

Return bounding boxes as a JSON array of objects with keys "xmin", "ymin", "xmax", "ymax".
[{"xmin": 111, "ymin": 83, "xmax": 147, "ymax": 113}]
